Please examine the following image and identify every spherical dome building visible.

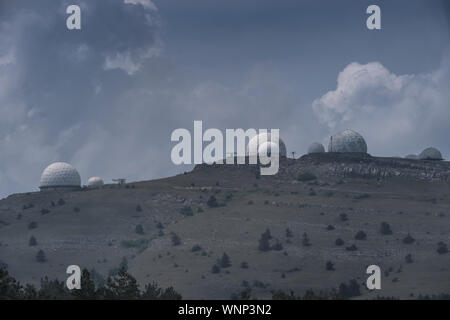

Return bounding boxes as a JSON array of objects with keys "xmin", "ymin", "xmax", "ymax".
[
  {"xmin": 405, "ymin": 154, "xmax": 418, "ymax": 160},
  {"xmin": 247, "ymin": 132, "xmax": 287, "ymax": 157},
  {"xmin": 257, "ymin": 141, "xmax": 280, "ymax": 157},
  {"xmin": 39, "ymin": 162, "xmax": 81, "ymax": 191},
  {"xmin": 418, "ymin": 147, "xmax": 443, "ymax": 160},
  {"xmin": 328, "ymin": 129, "xmax": 367, "ymax": 153},
  {"xmin": 307, "ymin": 142, "xmax": 325, "ymax": 154},
  {"xmin": 87, "ymin": 176, "xmax": 104, "ymax": 188}
]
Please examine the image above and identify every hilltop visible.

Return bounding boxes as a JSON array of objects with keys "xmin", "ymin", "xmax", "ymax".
[{"xmin": 0, "ymin": 154, "xmax": 449, "ymax": 299}]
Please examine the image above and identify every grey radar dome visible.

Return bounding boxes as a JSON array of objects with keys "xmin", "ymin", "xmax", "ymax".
[
  {"xmin": 39, "ymin": 162, "xmax": 81, "ymax": 191},
  {"xmin": 328, "ymin": 129, "xmax": 367, "ymax": 153},
  {"xmin": 246, "ymin": 132, "xmax": 287, "ymax": 157},
  {"xmin": 307, "ymin": 142, "xmax": 325, "ymax": 154},
  {"xmin": 257, "ymin": 141, "xmax": 280, "ymax": 156},
  {"xmin": 418, "ymin": 147, "xmax": 443, "ymax": 160},
  {"xmin": 87, "ymin": 176, "xmax": 104, "ymax": 188}
]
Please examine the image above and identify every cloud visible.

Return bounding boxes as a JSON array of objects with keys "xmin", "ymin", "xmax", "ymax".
[
  {"xmin": 0, "ymin": 0, "xmax": 161, "ymax": 196},
  {"xmin": 124, "ymin": 0, "xmax": 157, "ymax": 10},
  {"xmin": 312, "ymin": 56, "xmax": 450, "ymax": 157}
]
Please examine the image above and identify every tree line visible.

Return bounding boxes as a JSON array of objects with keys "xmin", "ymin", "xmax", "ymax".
[{"xmin": 0, "ymin": 267, "xmax": 182, "ymax": 300}]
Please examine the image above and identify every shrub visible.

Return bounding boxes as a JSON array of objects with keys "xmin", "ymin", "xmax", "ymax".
[
  {"xmin": 207, "ymin": 196, "xmax": 219, "ymax": 208},
  {"xmin": 346, "ymin": 244, "xmax": 357, "ymax": 251},
  {"xmin": 211, "ymin": 265, "xmax": 220, "ymax": 274},
  {"xmin": 302, "ymin": 233, "xmax": 311, "ymax": 247},
  {"xmin": 405, "ymin": 254, "xmax": 413, "ymax": 263},
  {"xmin": 219, "ymin": 252, "xmax": 231, "ymax": 268},
  {"xmin": 136, "ymin": 205, "xmax": 142, "ymax": 212},
  {"xmin": 179, "ymin": 206, "xmax": 194, "ymax": 216},
  {"xmin": 120, "ymin": 239, "xmax": 149, "ymax": 253},
  {"xmin": 339, "ymin": 213, "xmax": 348, "ymax": 222},
  {"xmin": 403, "ymin": 234, "xmax": 415, "ymax": 244},
  {"xmin": 380, "ymin": 222, "xmax": 393, "ymax": 235},
  {"xmin": 171, "ymin": 233, "xmax": 181, "ymax": 246},
  {"xmin": 272, "ymin": 240, "xmax": 283, "ymax": 251},
  {"xmin": 354, "ymin": 231, "xmax": 367, "ymax": 240},
  {"xmin": 325, "ymin": 261, "xmax": 335, "ymax": 271},
  {"xmin": 36, "ymin": 250, "xmax": 46, "ymax": 263},
  {"xmin": 335, "ymin": 238, "xmax": 344, "ymax": 246},
  {"xmin": 353, "ymin": 193, "xmax": 370, "ymax": 200},
  {"xmin": 323, "ymin": 191, "xmax": 334, "ymax": 197},
  {"xmin": 258, "ymin": 229, "xmax": 272, "ymax": 252},
  {"xmin": 40, "ymin": 209, "xmax": 50, "ymax": 215},
  {"xmin": 135, "ymin": 224, "xmax": 144, "ymax": 235},
  {"xmin": 326, "ymin": 225, "xmax": 335, "ymax": 231},
  {"xmin": 285, "ymin": 228, "xmax": 293, "ymax": 238},
  {"xmin": 297, "ymin": 172, "xmax": 317, "ymax": 182},
  {"xmin": 339, "ymin": 279, "xmax": 361, "ymax": 298},
  {"xmin": 225, "ymin": 192, "xmax": 233, "ymax": 201},
  {"xmin": 29, "ymin": 236, "xmax": 38, "ymax": 246},
  {"xmin": 191, "ymin": 244, "xmax": 202, "ymax": 252},
  {"xmin": 28, "ymin": 221, "xmax": 38, "ymax": 230},
  {"xmin": 437, "ymin": 242, "xmax": 448, "ymax": 255},
  {"xmin": 240, "ymin": 262, "xmax": 249, "ymax": 269}
]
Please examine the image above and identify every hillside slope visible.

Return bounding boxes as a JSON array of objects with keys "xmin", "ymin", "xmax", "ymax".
[{"xmin": 0, "ymin": 154, "xmax": 449, "ymax": 299}]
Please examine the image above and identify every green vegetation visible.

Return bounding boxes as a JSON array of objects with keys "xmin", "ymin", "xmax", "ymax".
[
  {"xmin": 28, "ymin": 221, "xmax": 38, "ymax": 230},
  {"xmin": 135, "ymin": 224, "xmax": 145, "ymax": 235},
  {"xmin": 0, "ymin": 267, "xmax": 181, "ymax": 300},
  {"xmin": 354, "ymin": 230, "xmax": 367, "ymax": 240},
  {"xmin": 437, "ymin": 242, "xmax": 448, "ymax": 255},
  {"xmin": 353, "ymin": 193, "xmax": 370, "ymax": 200},
  {"xmin": 120, "ymin": 239, "xmax": 149, "ymax": 253},
  {"xmin": 296, "ymin": 172, "xmax": 317, "ymax": 182},
  {"xmin": 403, "ymin": 234, "xmax": 415, "ymax": 244},
  {"xmin": 380, "ymin": 222, "xmax": 393, "ymax": 235},
  {"xmin": 258, "ymin": 229, "xmax": 272, "ymax": 252},
  {"xmin": 218, "ymin": 252, "xmax": 231, "ymax": 268},
  {"xmin": 171, "ymin": 232, "xmax": 181, "ymax": 246},
  {"xmin": 179, "ymin": 206, "xmax": 194, "ymax": 216},
  {"xmin": 207, "ymin": 195, "xmax": 219, "ymax": 208},
  {"xmin": 29, "ymin": 236, "xmax": 37, "ymax": 246},
  {"xmin": 36, "ymin": 250, "xmax": 46, "ymax": 263}
]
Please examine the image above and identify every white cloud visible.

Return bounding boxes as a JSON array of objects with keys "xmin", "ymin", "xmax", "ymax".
[
  {"xmin": 312, "ymin": 58, "xmax": 450, "ymax": 157},
  {"xmin": 124, "ymin": 0, "xmax": 157, "ymax": 10},
  {"xmin": 103, "ymin": 46, "xmax": 161, "ymax": 75},
  {"xmin": 0, "ymin": 51, "xmax": 14, "ymax": 66}
]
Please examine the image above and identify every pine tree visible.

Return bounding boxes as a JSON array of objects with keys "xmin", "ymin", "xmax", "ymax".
[
  {"xmin": 103, "ymin": 267, "xmax": 140, "ymax": 300},
  {"xmin": 219, "ymin": 252, "xmax": 231, "ymax": 268}
]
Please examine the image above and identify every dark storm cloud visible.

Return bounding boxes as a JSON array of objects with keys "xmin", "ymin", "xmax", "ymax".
[{"xmin": 0, "ymin": 0, "xmax": 162, "ymax": 195}]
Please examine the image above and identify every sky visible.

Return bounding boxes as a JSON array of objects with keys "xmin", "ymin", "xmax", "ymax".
[{"xmin": 0, "ymin": 0, "xmax": 448, "ymax": 197}]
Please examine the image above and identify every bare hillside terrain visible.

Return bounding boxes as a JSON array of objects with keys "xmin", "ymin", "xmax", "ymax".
[{"xmin": 0, "ymin": 153, "xmax": 449, "ymax": 299}]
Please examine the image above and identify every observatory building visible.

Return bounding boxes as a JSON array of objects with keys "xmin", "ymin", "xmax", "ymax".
[
  {"xmin": 246, "ymin": 132, "xmax": 287, "ymax": 157},
  {"xmin": 328, "ymin": 129, "xmax": 367, "ymax": 153},
  {"xmin": 307, "ymin": 142, "xmax": 325, "ymax": 154},
  {"xmin": 39, "ymin": 162, "xmax": 81, "ymax": 191},
  {"xmin": 87, "ymin": 176, "xmax": 104, "ymax": 188},
  {"xmin": 418, "ymin": 147, "xmax": 443, "ymax": 160}
]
